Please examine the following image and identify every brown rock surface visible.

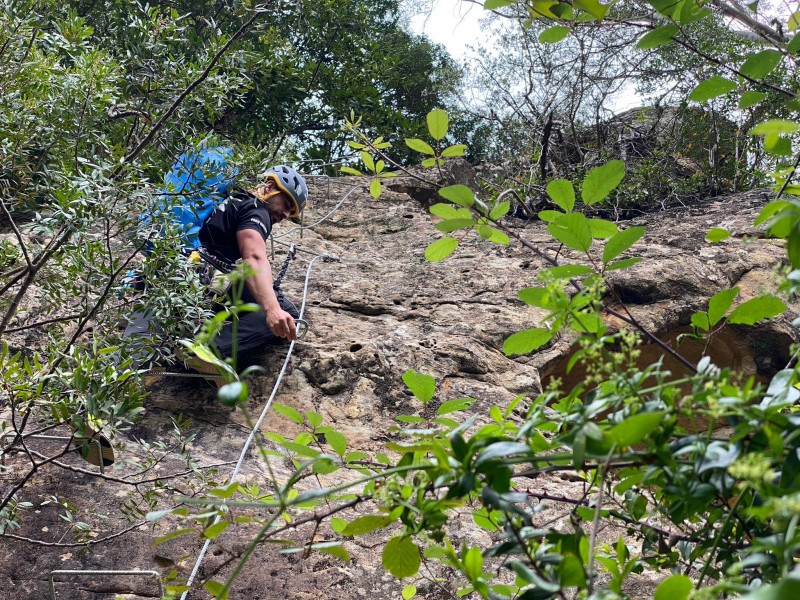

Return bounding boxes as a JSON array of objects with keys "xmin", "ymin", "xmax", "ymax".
[{"xmin": 0, "ymin": 178, "xmax": 795, "ymax": 599}]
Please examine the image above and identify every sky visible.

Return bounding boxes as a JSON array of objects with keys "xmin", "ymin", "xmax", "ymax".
[
  {"xmin": 407, "ymin": 0, "xmax": 486, "ymax": 61},
  {"xmin": 406, "ymin": 0, "xmax": 642, "ymax": 113}
]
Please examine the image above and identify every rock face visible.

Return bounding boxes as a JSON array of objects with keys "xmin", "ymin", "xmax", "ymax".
[{"xmin": 1, "ymin": 177, "xmax": 795, "ymax": 599}]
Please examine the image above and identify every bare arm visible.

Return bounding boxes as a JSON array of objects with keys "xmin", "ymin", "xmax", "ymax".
[{"xmin": 236, "ymin": 229, "xmax": 296, "ymax": 340}]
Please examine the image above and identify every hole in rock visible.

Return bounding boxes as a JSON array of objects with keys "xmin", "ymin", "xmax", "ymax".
[
  {"xmin": 542, "ymin": 326, "xmax": 785, "ymax": 394},
  {"xmin": 350, "ymin": 343, "xmax": 363, "ymax": 352},
  {"xmin": 403, "ymin": 214, "xmax": 414, "ymax": 219},
  {"xmin": 393, "ymin": 299, "xmax": 402, "ymax": 305}
]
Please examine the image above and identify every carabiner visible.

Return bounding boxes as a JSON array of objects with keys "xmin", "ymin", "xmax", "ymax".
[{"xmin": 295, "ymin": 318, "xmax": 309, "ymax": 341}]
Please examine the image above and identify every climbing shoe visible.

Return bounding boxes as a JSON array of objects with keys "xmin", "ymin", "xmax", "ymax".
[
  {"xmin": 175, "ymin": 349, "xmax": 226, "ymax": 389},
  {"xmin": 72, "ymin": 422, "xmax": 115, "ymax": 468}
]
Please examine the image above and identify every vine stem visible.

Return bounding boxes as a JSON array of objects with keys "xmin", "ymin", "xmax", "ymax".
[
  {"xmin": 696, "ymin": 493, "xmax": 743, "ymax": 586},
  {"xmin": 0, "ymin": 520, "xmax": 146, "ymax": 548},
  {"xmin": 587, "ymin": 448, "xmax": 615, "ymax": 596}
]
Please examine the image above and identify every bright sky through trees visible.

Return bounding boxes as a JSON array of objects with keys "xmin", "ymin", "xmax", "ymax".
[{"xmin": 407, "ymin": 0, "xmax": 484, "ymax": 60}]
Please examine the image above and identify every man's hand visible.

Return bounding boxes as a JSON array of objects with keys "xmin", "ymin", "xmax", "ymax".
[{"xmin": 267, "ymin": 307, "xmax": 297, "ymax": 341}]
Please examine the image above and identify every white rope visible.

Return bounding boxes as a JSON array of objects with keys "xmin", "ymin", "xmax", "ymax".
[{"xmin": 180, "ymin": 253, "xmax": 327, "ymax": 598}]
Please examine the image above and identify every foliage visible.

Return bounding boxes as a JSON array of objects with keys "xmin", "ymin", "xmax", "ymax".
[
  {"xmin": 5, "ymin": 1, "xmax": 800, "ymax": 600},
  {"xmin": 461, "ymin": 0, "xmax": 794, "ymax": 212},
  {"xmin": 64, "ymin": 0, "xmax": 463, "ymax": 163}
]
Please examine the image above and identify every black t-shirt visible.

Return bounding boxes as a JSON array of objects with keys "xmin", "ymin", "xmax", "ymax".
[{"xmin": 198, "ymin": 188, "xmax": 272, "ymax": 264}]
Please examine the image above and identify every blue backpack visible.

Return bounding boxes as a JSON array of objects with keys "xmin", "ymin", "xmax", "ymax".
[{"xmin": 146, "ymin": 146, "xmax": 239, "ymax": 251}]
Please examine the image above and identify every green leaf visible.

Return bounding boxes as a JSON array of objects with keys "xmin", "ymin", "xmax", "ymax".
[
  {"xmin": 477, "ymin": 225, "xmax": 510, "ymax": 245},
  {"xmin": 755, "ymin": 200, "xmax": 791, "ymax": 226},
  {"xmin": 588, "ymin": 218, "xmax": 619, "ymax": 239},
  {"xmin": 504, "ymin": 328, "xmax": 553, "ymax": 356},
  {"xmin": 319, "ymin": 545, "xmax": 350, "ymax": 562},
  {"xmin": 689, "ymin": 76, "xmax": 737, "ymax": 102},
  {"xmin": 603, "ymin": 226, "xmax": 646, "ymax": 264},
  {"xmin": 209, "ymin": 483, "xmax": 240, "ymax": 499},
  {"xmin": 273, "ymin": 403, "xmax": 303, "ymax": 424},
  {"xmin": 608, "ymin": 413, "xmax": 664, "ymax": 448},
  {"xmin": 345, "ymin": 451, "xmax": 368, "ymax": 463},
  {"xmin": 339, "ymin": 166, "xmax": 362, "ymax": 176},
  {"xmin": 749, "ymin": 120, "xmax": 800, "ymax": 136},
  {"xmin": 204, "ymin": 580, "xmax": 229, "ymax": 600},
  {"xmin": 705, "ymin": 227, "xmax": 730, "ymax": 242},
  {"xmin": 727, "ymin": 295, "xmax": 787, "ymax": 325},
  {"xmin": 152, "ymin": 527, "xmax": 195, "ymax": 546},
  {"xmin": 546, "ymin": 179, "xmax": 575, "ymax": 212},
  {"xmin": 402, "ymin": 584, "xmax": 417, "ymax": 600},
  {"xmin": 281, "ymin": 441, "xmax": 320, "ymax": 458},
  {"xmin": 382, "ymin": 536, "xmax": 421, "ymax": 578},
  {"xmin": 540, "ymin": 264, "xmax": 594, "ymax": 279},
  {"xmin": 654, "ymin": 574, "xmax": 693, "ymax": 600},
  {"xmin": 489, "ymin": 201, "xmax": 510, "ymax": 219},
  {"xmin": 708, "ymin": 287, "xmax": 739, "ymax": 326},
  {"xmin": 677, "ymin": 0, "xmax": 711, "ymax": 24},
  {"xmin": 402, "ymin": 369, "xmax": 436, "ymax": 402},
  {"xmin": 306, "ymin": 411, "xmax": 323, "ymax": 428},
  {"xmin": 575, "ymin": 0, "xmax": 608, "ymax": 20},
  {"xmin": 430, "ymin": 203, "xmax": 471, "ymax": 220},
  {"xmin": 396, "ymin": 415, "xmax": 426, "ymax": 424},
  {"xmin": 571, "ymin": 311, "xmax": 605, "ymax": 334},
  {"xmin": 560, "ymin": 554, "xmax": 587, "ymax": 588},
  {"xmin": 740, "ymin": 50, "xmax": 782, "ymax": 80},
  {"xmin": 548, "ymin": 213, "xmax": 593, "ymax": 252},
  {"xmin": 370, "ymin": 178, "xmax": 382, "ymax": 199},
  {"xmin": 743, "ymin": 577, "xmax": 800, "ymax": 599},
  {"xmin": 421, "ymin": 158, "xmax": 437, "ymax": 168},
  {"xmin": 425, "ymin": 237, "xmax": 459, "ymax": 262},
  {"xmin": 441, "ymin": 144, "xmax": 468, "ymax": 157},
  {"xmin": 436, "ymin": 218, "xmax": 475, "ymax": 232},
  {"xmin": 518, "ymin": 287, "xmax": 553, "ymax": 308},
  {"xmin": 581, "ymin": 160, "xmax": 625, "ymax": 205},
  {"xmin": 789, "ymin": 34, "xmax": 800, "ymax": 55},
  {"xmin": 203, "ymin": 521, "xmax": 230, "ymax": 540},
  {"xmin": 739, "ymin": 91, "xmax": 768, "ymax": 109},
  {"xmin": 473, "ymin": 508, "xmax": 502, "ymax": 531},
  {"xmin": 439, "ymin": 185, "xmax": 475, "ymax": 207},
  {"xmin": 539, "ymin": 26, "xmax": 570, "ymax": 43},
  {"xmin": 475, "ymin": 441, "xmax": 531, "ymax": 466},
  {"xmin": 605, "ymin": 257, "xmax": 643, "ymax": 271},
  {"xmin": 538, "ymin": 209, "xmax": 564, "ymax": 223},
  {"xmin": 637, "ymin": 25, "xmax": 678, "ymax": 49},
  {"xmin": 766, "ymin": 136, "xmax": 793, "ymax": 156},
  {"xmin": 484, "ymin": 0, "xmax": 515, "ymax": 9},
  {"xmin": 406, "ymin": 138, "xmax": 435, "ymax": 155},
  {"xmin": 464, "ymin": 546, "xmax": 483, "ymax": 580},
  {"xmin": 437, "ymin": 398, "xmax": 476, "ymax": 415},
  {"xmin": 691, "ymin": 312, "xmax": 710, "ymax": 331},
  {"xmin": 325, "ymin": 430, "xmax": 347, "ymax": 456},
  {"xmin": 360, "ymin": 151, "xmax": 375, "ymax": 172},
  {"xmin": 427, "ymin": 108, "xmax": 449, "ymax": 141},
  {"xmin": 343, "ymin": 515, "xmax": 393, "ymax": 536},
  {"xmin": 330, "ymin": 518, "xmax": 348, "ymax": 534}
]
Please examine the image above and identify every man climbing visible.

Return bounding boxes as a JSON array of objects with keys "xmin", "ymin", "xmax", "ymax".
[
  {"xmin": 127, "ymin": 154, "xmax": 309, "ymax": 373},
  {"xmin": 197, "ymin": 165, "xmax": 308, "ymax": 361}
]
